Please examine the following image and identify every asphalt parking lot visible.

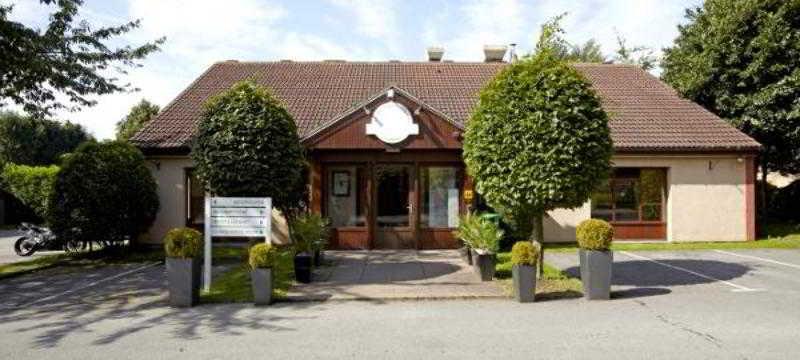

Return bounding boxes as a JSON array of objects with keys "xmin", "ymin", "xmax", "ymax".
[{"xmin": 0, "ymin": 249, "xmax": 798, "ymax": 359}]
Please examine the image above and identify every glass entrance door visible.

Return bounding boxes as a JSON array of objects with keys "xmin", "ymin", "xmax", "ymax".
[{"xmin": 374, "ymin": 164, "xmax": 414, "ymax": 248}]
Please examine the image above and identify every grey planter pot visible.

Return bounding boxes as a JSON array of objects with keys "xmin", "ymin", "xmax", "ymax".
[
  {"xmin": 512, "ymin": 264, "xmax": 536, "ymax": 303},
  {"xmin": 166, "ymin": 257, "xmax": 201, "ymax": 307},
  {"xmin": 459, "ymin": 246, "xmax": 473, "ymax": 265},
  {"xmin": 471, "ymin": 250, "xmax": 496, "ymax": 281},
  {"xmin": 579, "ymin": 249, "xmax": 613, "ymax": 300},
  {"xmin": 251, "ymin": 268, "xmax": 273, "ymax": 306}
]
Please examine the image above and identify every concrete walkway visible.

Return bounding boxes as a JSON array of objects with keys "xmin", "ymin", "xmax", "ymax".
[{"xmin": 286, "ymin": 250, "xmax": 506, "ymax": 301}]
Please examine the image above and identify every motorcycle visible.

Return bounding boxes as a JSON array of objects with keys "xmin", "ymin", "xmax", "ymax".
[{"xmin": 13, "ymin": 223, "xmax": 85, "ymax": 256}]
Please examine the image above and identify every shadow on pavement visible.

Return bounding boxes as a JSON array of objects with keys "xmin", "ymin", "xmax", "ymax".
[
  {"xmin": 564, "ymin": 259, "xmax": 752, "ymax": 288},
  {"xmin": 0, "ymin": 264, "xmax": 325, "ymax": 349}
]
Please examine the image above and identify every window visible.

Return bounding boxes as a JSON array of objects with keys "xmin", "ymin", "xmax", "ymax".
[
  {"xmin": 591, "ymin": 168, "xmax": 666, "ymax": 222},
  {"xmin": 185, "ymin": 169, "xmax": 204, "ymax": 228},
  {"xmin": 326, "ymin": 165, "xmax": 367, "ymax": 227},
  {"xmin": 420, "ymin": 166, "xmax": 463, "ymax": 228}
]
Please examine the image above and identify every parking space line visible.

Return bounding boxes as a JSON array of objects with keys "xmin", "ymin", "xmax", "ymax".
[
  {"xmin": 619, "ymin": 251, "xmax": 763, "ymax": 293},
  {"xmin": 713, "ymin": 250, "xmax": 800, "ymax": 270},
  {"xmin": 26, "ymin": 262, "xmax": 161, "ymax": 306}
]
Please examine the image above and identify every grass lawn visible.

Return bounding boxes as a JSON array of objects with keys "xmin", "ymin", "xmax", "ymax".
[
  {"xmin": 542, "ymin": 222, "xmax": 800, "ymax": 252},
  {"xmin": 494, "ymin": 252, "xmax": 582, "ymax": 300},
  {"xmin": 201, "ymin": 247, "xmax": 295, "ymax": 303}
]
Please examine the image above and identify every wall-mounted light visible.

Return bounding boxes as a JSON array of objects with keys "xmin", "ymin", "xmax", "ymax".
[{"xmin": 737, "ymin": 157, "xmax": 744, "ymax": 163}]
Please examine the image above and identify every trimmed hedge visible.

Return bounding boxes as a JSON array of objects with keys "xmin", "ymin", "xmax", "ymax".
[
  {"xmin": 48, "ymin": 141, "xmax": 159, "ymax": 245},
  {"xmin": 164, "ymin": 227, "xmax": 203, "ymax": 258},
  {"xmin": 1, "ymin": 164, "xmax": 58, "ymax": 219},
  {"xmin": 249, "ymin": 243, "xmax": 278, "ymax": 269},
  {"xmin": 511, "ymin": 241, "xmax": 540, "ymax": 266},
  {"xmin": 576, "ymin": 219, "xmax": 614, "ymax": 251},
  {"xmin": 191, "ymin": 81, "xmax": 306, "ymax": 212}
]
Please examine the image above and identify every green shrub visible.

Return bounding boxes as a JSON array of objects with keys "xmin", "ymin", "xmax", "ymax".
[
  {"xmin": 248, "ymin": 242, "xmax": 278, "ymax": 269},
  {"xmin": 290, "ymin": 213, "xmax": 330, "ymax": 254},
  {"xmin": 0, "ymin": 164, "xmax": 58, "ymax": 219},
  {"xmin": 164, "ymin": 228, "xmax": 203, "ymax": 258},
  {"xmin": 511, "ymin": 241, "xmax": 540, "ymax": 266},
  {"xmin": 454, "ymin": 212, "xmax": 503, "ymax": 253},
  {"xmin": 576, "ymin": 219, "xmax": 614, "ymax": 251},
  {"xmin": 770, "ymin": 179, "xmax": 800, "ymax": 222},
  {"xmin": 191, "ymin": 81, "xmax": 306, "ymax": 213},
  {"xmin": 48, "ymin": 141, "xmax": 159, "ymax": 245}
]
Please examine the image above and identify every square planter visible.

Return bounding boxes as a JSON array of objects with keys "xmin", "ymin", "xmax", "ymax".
[
  {"xmin": 471, "ymin": 250, "xmax": 496, "ymax": 281},
  {"xmin": 166, "ymin": 257, "xmax": 201, "ymax": 307},
  {"xmin": 313, "ymin": 249, "xmax": 324, "ymax": 267},
  {"xmin": 512, "ymin": 264, "xmax": 536, "ymax": 303},
  {"xmin": 251, "ymin": 268, "xmax": 273, "ymax": 306},
  {"xmin": 579, "ymin": 249, "xmax": 613, "ymax": 300},
  {"xmin": 294, "ymin": 252, "xmax": 313, "ymax": 283},
  {"xmin": 459, "ymin": 246, "xmax": 473, "ymax": 265}
]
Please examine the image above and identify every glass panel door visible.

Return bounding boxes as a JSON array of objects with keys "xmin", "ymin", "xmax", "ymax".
[{"xmin": 375, "ymin": 164, "xmax": 411, "ymax": 228}]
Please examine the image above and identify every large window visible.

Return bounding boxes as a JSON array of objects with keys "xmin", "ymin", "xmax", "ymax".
[
  {"xmin": 591, "ymin": 168, "xmax": 666, "ymax": 222},
  {"xmin": 185, "ymin": 169, "xmax": 204, "ymax": 228},
  {"xmin": 326, "ymin": 165, "xmax": 367, "ymax": 227},
  {"xmin": 420, "ymin": 166, "xmax": 463, "ymax": 228}
]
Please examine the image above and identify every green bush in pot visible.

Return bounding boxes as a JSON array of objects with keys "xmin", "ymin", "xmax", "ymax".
[
  {"xmin": 163, "ymin": 228, "xmax": 203, "ymax": 307},
  {"xmin": 576, "ymin": 219, "xmax": 614, "ymax": 300},
  {"xmin": 249, "ymin": 243, "xmax": 278, "ymax": 305},
  {"xmin": 455, "ymin": 212, "xmax": 502, "ymax": 281},
  {"xmin": 511, "ymin": 241, "xmax": 540, "ymax": 302}
]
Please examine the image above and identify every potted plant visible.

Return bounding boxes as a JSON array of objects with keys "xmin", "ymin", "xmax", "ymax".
[
  {"xmin": 576, "ymin": 219, "xmax": 614, "ymax": 300},
  {"xmin": 290, "ymin": 213, "xmax": 329, "ymax": 283},
  {"xmin": 511, "ymin": 241, "xmax": 540, "ymax": 303},
  {"xmin": 164, "ymin": 228, "xmax": 203, "ymax": 307},
  {"xmin": 456, "ymin": 212, "xmax": 502, "ymax": 281},
  {"xmin": 249, "ymin": 242, "xmax": 278, "ymax": 305}
]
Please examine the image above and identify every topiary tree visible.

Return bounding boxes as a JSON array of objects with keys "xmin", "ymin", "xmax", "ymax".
[
  {"xmin": 191, "ymin": 81, "xmax": 306, "ymax": 214},
  {"xmin": 576, "ymin": 219, "xmax": 614, "ymax": 251},
  {"xmin": 164, "ymin": 227, "xmax": 203, "ymax": 258},
  {"xmin": 48, "ymin": 141, "xmax": 159, "ymax": 247},
  {"xmin": 464, "ymin": 30, "xmax": 613, "ymax": 272}
]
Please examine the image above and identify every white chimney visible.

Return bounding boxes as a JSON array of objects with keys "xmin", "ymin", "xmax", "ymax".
[
  {"xmin": 483, "ymin": 45, "xmax": 507, "ymax": 62},
  {"xmin": 427, "ymin": 46, "xmax": 444, "ymax": 62}
]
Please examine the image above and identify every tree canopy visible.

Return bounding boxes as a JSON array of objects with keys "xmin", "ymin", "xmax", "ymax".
[
  {"xmin": 662, "ymin": 0, "xmax": 800, "ymax": 177},
  {"xmin": 116, "ymin": 99, "xmax": 159, "ymax": 141},
  {"xmin": 464, "ymin": 48, "xmax": 613, "ymax": 249},
  {"xmin": 0, "ymin": 0, "xmax": 164, "ymax": 117},
  {"xmin": 191, "ymin": 81, "xmax": 306, "ymax": 213},
  {"xmin": 0, "ymin": 111, "xmax": 90, "ymax": 166}
]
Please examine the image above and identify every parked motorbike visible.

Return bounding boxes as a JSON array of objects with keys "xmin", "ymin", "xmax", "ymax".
[{"xmin": 13, "ymin": 223, "xmax": 85, "ymax": 256}]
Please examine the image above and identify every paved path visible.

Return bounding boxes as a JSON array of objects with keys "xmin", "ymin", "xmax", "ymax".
[
  {"xmin": 287, "ymin": 250, "xmax": 505, "ymax": 300},
  {"xmin": 1, "ymin": 249, "xmax": 799, "ymax": 359}
]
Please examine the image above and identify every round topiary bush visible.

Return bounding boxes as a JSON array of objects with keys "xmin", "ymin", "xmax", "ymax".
[
  {"xmin": 191, "ymin": 80, "xmax": 306, "ymax": 212},
  {"xmin": 511, "ymin": 241, "xmax": 540, "ymax": 266},
  {"xmin": 48, "ymin": 141, "xmax": 159, "ymax": 246},
  {"xmin": 249, "ymin": 243, "xmax": 278, "ymax": 269},
  {"xmin": 576, "ymin": 219, "xmax": 614, "ymax": 251},
  {"xmin": 164, "ymin": 228, "xmax": 203, "ymax": 258}
]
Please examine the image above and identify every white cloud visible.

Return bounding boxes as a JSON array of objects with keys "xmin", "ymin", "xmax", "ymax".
[
  {"xmin": 432, "ymin": 0, "xmax": 527, "ymax": 61},
  {"xmin": 326, "ymin": 0, "xmax": 401, "ymax": 55}
]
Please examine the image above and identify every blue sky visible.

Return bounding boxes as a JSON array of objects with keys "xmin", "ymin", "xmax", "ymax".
[{"xmin": 4, "ymin": 0, "xmax": 701, "ymax": 139}]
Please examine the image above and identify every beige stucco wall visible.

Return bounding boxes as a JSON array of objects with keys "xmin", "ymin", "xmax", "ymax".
[
  {"xmin": 143, "ymin": 156, "xmax": 290, "ymax": 245},
  {"xmin": 545, "ymin": 154, "xmax": 749, "ymax": 242}
]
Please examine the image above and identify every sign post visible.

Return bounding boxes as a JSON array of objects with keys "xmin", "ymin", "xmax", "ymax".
[{"xmin": 203, "ymin": 197, "xmax": 271, "ymax": 291}]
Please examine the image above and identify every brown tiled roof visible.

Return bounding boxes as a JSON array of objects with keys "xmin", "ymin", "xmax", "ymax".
[{"xmin": 131, "ymin": 61, "xmax": 760, "ymax": 153}]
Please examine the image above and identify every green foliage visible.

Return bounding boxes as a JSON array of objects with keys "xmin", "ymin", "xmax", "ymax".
[
  {"xmin": 0, "ymin": 164, "xmax": 58, "ymax": 219},
  {"xmin": 0, "ymin": 111, "xmax": 90, "ymax": 166},
  {"xmin": 48, "ymin": 141, "xmax": 159, "ymax": 244},
  {"xmin": 464, "ymin": 49, "xmax": 613, "ymax": 240},
  {"xmin": 191, "ymin": 81, "xmax": 306, "ymax": 212},
  {"xmin": 0, "ymin": 1, "xmax": 163, "ymax": 117},
  {"xmin": 576, "ymin": 219, "xmax": 614, "ymax": 251},
  {"xmin": 454, "ymin": 212, "xmax": 503, "ymax": 253},
  {"xmin": 511, "ymin": 241, "xmax": 540, "ymax": 266},
  {"xmin": 770, "ymin": 179, "xmax": 800, "ymax": 222},
  {"xmin": 661, "ymin": 0, "xmax": 800, "ymax": 175},
  {"xmin": 612, "ymin": 34, "xmax": 657, "ymax": 71},
  {"xmin": 248, "ymin": 243, "xmax": 278, "ymax": 269},
  {"xmin": 164, "ymin": 228, "xmax": 203, "ymax": 258},
  {"xmin": 290, "ymin": 213, "xmax": 330, "ymax": 254},
  {"xmin": 116, "ymin": 99, "xmax": 160, "ymax": 141}
]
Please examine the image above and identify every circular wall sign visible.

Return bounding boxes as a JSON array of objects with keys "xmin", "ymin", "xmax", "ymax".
[{"xmin": 365, "ymin": 101, "xmax": 419, "ymax": 144}]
